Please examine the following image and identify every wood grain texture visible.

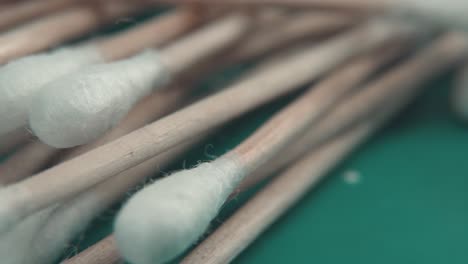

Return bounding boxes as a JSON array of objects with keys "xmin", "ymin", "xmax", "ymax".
[
  {"xmin": 99, "ymin": 7, "xmax": 206, "ymax": 61},
  {"xmin": 0, "ymin": 0, "xmax": 147, "ymax": 64},
  {"xmin": 147, "ymin": 0, "xmax": 387, "ymax": 10},
  {"xmin": 0, "ymin": 0, "xmax": 81, "ymax": 31}
]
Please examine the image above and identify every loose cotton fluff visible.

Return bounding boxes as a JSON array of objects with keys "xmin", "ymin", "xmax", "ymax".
[
  {"xmin": 29, "ymin": 50, "xmax": 170, "ymax": 148},
  {"xmin": 114, "ymin": 156, "xmax": 246, "ymax": 264},
  {"xmin": 0, "ymin": 46, "xmax": 103, "ymax": 136}
]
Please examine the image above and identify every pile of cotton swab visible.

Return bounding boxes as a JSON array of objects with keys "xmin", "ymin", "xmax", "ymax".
[{"xmin": 0, "ymin": 1, "xmax": 468, "ymax": 264}]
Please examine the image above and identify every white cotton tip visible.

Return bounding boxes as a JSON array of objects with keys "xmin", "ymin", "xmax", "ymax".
[
  {"xmin": 0, "ymin": 185, "xmax": 31, "ymax": 235},
  {"xmin": 452, "ymin": 66, "xmax": 468, "ymax": 120},
  {"xmin": 114, "ymin": 156, "xmax": 246, "ymax": 264},
  {"xmin": 0, "ymin": 209, "xmax": 53, "ymax": 264},
  {"xmin": 29, "ymin": 50, "xmax": 170, "ymax": 148},
  {"xmin": 0, "ymin": 46, "xmax": 103, "ymax": 136}
]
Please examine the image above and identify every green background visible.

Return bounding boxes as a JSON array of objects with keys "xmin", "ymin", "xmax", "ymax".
[{"xmin": 4, "ymin": 8, "xmax": 467, "ymax": 264}]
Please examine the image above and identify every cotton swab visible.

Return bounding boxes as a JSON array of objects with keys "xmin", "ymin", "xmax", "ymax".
[
  {"xmin": 158, "ymin": 0, "xmax": 468, "ymax": 29},
  {"xmin": 0, "ymin": 0, "xmax": 80, "ymax": 31},
  {"xmin": 0, "ymin": 20, "xmax": 412, "ymax": 235},
  {"xmin": 181, "ymin": 34, "xmax": 468, "ymax": 262},
  {"xmin": 217, "ymin": 10, "xmax": 358, "ymax": 66},
  {"xmin": 452, "ymin": 62, "xmax": 468, "ymax": 120},
  {"xmin": 0, "ymin": 85, "xmax": 192, "ymax": 186},
  {"xmin": 0, "ymin": 84, "xmax": 193, "ymax": 263},
  {"xmin": 29, "ymin": 12, "xmax": 253, "ymax": 148},
  {"xmin": 0, "ymin": 8, "xmax": 203, "ymax": 137},
  {"xmin": 0, "ymin": 86, "xmax": 194, "ymax": 264},
  {"xmin": 63, "ymin": 125, "xmax": 364, "ymax": 264},
  {"xmin": 8, "ymin": 140, "xmax": 203, "ymax": 264},
  {"xmin": 0, "ymin": 140, "xmax": 195, "ymax": 264},
  {"xmin": 0, "ymin": 11, "xmax": 352, "ymax": 185},
  {"xmin": 0, "ymin": 0, "xmax": 148, "ymax": 64},
  {"xmin": 59, "ymin": 36, "xmax": 413, "ymax": 264},
  {"xmin": 60, "ymin": 32, "xmax": 468, "ymax": 264},
  {"xmin": 111, "ymin": 32, "xmax": 426, "ymax": 264},
  {"xmin": 181, "ymin": 121, "xmax": 374, "ymax": 264},
  {"xmin": 115, "ymin": 32, "xmax": 468, "ymax": 264}
]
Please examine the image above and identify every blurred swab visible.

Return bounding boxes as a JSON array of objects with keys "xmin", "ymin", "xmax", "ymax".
[
  {"xmin": 0, "ymin": 86, "xmax": 192, "ymax": 185},
  {"xmin": 0, "ymin": 0, "xmax": 80, "ymax": 31},
  {"xmin": 0, "ymin": 20, "xmax": 413, "ymax": 234},
  {"xmin": 0, "ymin": 0, "xmax": 148, "ymax": 64},
  {"xmin": 14, "ymin": 140, "xmax": 203, "ymax": 264},
  {"xmin": 0, "ymin": 7, "xmax": 203, "ymax": 137},
  {"xmin": 452, "ymin": 62, "xmax": 468, "ymax": 120},
  {"xmin": 30, "ymin": 10, "xmax": 356, "ymax": 148},
  {"xmin": 29, "ymin": 13, "xmax": 252, "ymax": 148},
  {"xmin": 158, "ymin": 0, "xmax": 468, "ymax": 29},
  {"xmin": 0, "ymin": 128, "xmax": 31, "ymax": 157},
  {"xmin": 219, "ymin": 10, "xmax": 358, "ymax": 65}
]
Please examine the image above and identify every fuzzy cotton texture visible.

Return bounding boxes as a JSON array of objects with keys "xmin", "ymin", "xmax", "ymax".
[
  {"xmin": 0, "ymin": 208, "xmax": 54, "ymax": 264},
  {"xmin": 29, "ymin": 50, "xmax": 170, "ymax": 148},
  {"xmin": 114, "ymin": 156, "xmax": 246, "ymax": 264},
  {"xmin": 0, "ymin": 45, "xmax": 103, "ymax": 136}
]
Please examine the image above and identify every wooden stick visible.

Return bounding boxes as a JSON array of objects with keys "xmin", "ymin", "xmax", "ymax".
[
  {"xmin": 147, "ymin": 0, "xmax": 384, "ymax": 10},
  {"xmin": 0, "ymin": 128, "xmax": 32, "ymax": 157},
  {"xmin": 183, "ymin": 118, "xmax": 373, "ymax": 264},
  {"xmin": 0, "ymin": 141, "xmax": 58, "ymax": 185},
  {"xmin": 181, "ymin": 33, "xmax": 468, "ymax": 264},
  {"xmin": 97, "ymin": 6, "xmax": 207, "ymax": 61},
  {"xmin": 62, "ymin": 235, "xmax": 119, "ymax": 264},
  {"xmin": 68, "ymin": 120, "xmax": 370, "ymax": 264},
  {"xmin": 0, "ymin": 86, "xmax": 192, "ymax": 185},
  {"xmin": 219, "ymin": 10, "xmax": 359, "ymax": 66},
  {"xmin": 0, "ymin": 21, "xmax": 410, "ymax": 233},
  {"xmin": 60, "ymin": 36, "xmax": 410, "ymax": 264},
  {"xmin": 0, "ymin": 0, "xmax": 81, "ymax": 31},
  {"xmin": 0, "ymin": 0, "xmax": 148, "ymax": 64},
  {"xmin": 25, "ymin": 137, "xmax": 206, "ymax": 264},
  {"xmin": 239, "ymin": 31, "xmax": 468, "ymax": 191}
]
